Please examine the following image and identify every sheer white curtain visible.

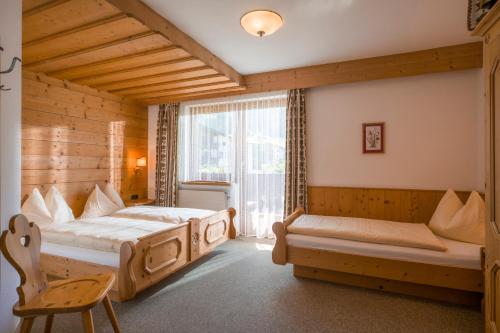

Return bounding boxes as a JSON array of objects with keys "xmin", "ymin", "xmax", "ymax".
[
  {"xmin": 178, "ymin": 94, "xmax": 286, "ymax": 238},
  {"xmin": 178, "ymin": 104, "xmax": 235, "ymax": 182}
]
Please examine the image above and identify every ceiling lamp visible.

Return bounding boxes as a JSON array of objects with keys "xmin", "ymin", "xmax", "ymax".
[{"xmin": 240, "ymin": 10, "xmax": 283, "ymax": 37}]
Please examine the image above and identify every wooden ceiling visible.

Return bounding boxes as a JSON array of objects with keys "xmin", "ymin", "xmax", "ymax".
[
  {"xmin": 22, "ymin": 0, "xmax": 246, "ymax": 104},
  {"xmin": 22, "ymin": 0, "xmax": 482, "ymax": 105}
]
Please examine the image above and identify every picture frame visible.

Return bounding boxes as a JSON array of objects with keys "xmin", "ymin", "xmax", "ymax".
[{"xmin": 363, "ymin": 122, "xmax": 384, "ymax": 153}]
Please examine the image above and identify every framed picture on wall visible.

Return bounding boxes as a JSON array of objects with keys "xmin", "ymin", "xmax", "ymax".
[{"xmin": 363, "ymin": 123, "xmax": 384, "ymax": 153}]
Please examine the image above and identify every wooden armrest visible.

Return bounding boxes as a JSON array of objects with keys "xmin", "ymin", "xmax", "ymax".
[{"xmin": 283, "ymin": 207, "xmax": 305, "ymax": 229}]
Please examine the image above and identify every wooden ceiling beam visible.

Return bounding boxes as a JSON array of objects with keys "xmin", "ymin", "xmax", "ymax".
[
  {"xmin": 73, "ymin": 57, "xmax": 202, "ymax": 86},
  {"xmin": 23, "ymin": 31, "xmax": 155, "ymax": 69},
  {"xmin": 140, "ymin": 86, "xmax": 247, "ymax": 104},
  {"xmin": 94, "ymin": 66, "xmax": 218, "ymax": 91},
  {"xmin": 241, "ymin": 42, "xmax": 483, "ymax": 94},
  {"xmin": 106, "ymin": 0, "xmax": 244, "ymax": 87},
  {"xmin": 126, "ymin": 80, "xmax": 238, "ymax": 99},
  {"xmin": 112, "ymin": 74, "xmax": 227, "ymax": 95},
  {"xmin": 47, "ymin": 45, "xmax": 183, "ymax": 79},
  {"xmin": 23, "ymin": 14, "xmax": 128, "ymax": 48},
  {"xmin": 23, "ymin": 0, "xmax": 71, "ymax": 17},
  {"xmin": 26, "ymin": 34, "xmax": 170, "ymax": 73}
]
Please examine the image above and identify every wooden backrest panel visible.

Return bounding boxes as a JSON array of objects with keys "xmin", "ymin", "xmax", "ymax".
[
  {"xmin": 0, "ymin": 215, "xmax": 47, "ymax": 305},
  {"xmin": 308, "ymin": 186, "xmax": 475, "ymax": 224},
  {"xmin": 22, "ymin": 71, "xmax": 148, "ymax": 216}
]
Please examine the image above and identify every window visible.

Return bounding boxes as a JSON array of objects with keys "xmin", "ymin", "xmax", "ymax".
[{"xmin": 178, "ymin": 94, "xmax": 287, "ymax": 238}]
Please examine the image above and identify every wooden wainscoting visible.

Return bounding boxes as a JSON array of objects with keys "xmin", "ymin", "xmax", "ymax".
[
  {"xmin": 22, "ymin": 71, "xmax": 148, "ymax": 215},
  {"xmin": 308, "ymin": 186, "xmax": 474, "ymax": 224}
]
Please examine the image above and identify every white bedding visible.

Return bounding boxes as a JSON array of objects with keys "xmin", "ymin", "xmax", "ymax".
[
  {"xmin": 111, "ymin": 206, "xmax": 216, "ymax": 224},
  {"xmin": 41, "ymin": 242, "xmax": 120, "ymax": 267},
  {"xmin": 286, "ymin": 234, "xmax": 482, "ymax": 270},
  {"xmin": 40, "ymin": 216, "xmax": 178, "ymax": 253},
  {"xmin": 287, "ymin": 214, "xmax": 447, "ymax": 251}
]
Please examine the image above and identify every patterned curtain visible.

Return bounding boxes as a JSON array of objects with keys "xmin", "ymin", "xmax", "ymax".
[
  {"xmin": 284, "ymin": 89, "xmax": 307, "ymax": 216},
  {"xmin": 155, "ymin": 103, "xmax": 179, "ymax": 207}
]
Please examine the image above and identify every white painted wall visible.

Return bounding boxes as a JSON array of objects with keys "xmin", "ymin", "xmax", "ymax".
[
  {"xmin": 147, "ymin": 70, "xmax": 485, "ymax": 196},
  {"xmin": 148, "ymin": 105, "xmax": 158, "ymax": 199},
  {"xmin": 0, "ymin": 1, "xmax": 22, "ymax": 331},
  {"xmin": 306, "ymin": 69, "xmax": 484, "ymax": 191}
]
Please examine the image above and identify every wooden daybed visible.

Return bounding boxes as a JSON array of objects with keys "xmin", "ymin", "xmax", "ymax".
[
  {"xmin": 40, "ymin": 208, "xmax": 236, "ymax": 302},
  {"xmin": 272, "ymin": 187, "xmax": 485, "ymax": 307}
]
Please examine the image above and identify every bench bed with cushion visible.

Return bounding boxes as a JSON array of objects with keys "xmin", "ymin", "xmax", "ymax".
[{"xmin": 272, "ymin": 187, "xmax": 485, "ymax": 307}]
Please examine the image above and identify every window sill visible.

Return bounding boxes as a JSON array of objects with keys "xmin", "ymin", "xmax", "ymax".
[{"xmin": 181, "ymin": 181, "xmax": 231, "ymax": 187}]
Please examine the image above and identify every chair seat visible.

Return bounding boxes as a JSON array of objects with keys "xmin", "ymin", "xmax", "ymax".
[{"xmin": 14, "ymin": 273, "xmax": 115, "ymax": 317}]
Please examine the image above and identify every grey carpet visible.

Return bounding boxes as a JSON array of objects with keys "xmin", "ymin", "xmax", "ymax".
[{"xmin": 31, "ymin": 239, "xmax": 483, "ymax": 333}]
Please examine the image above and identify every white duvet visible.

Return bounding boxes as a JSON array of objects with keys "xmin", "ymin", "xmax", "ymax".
[
  {"xmin": 287, "ymin": 215, "xmax": 447, "ymax": 252},
  {"xmin": 111, "ymin": 206, "xmax": 216, "ymax": 224},
  {"xmin": 40, "ymin": 217, "xmax": 178, "ymax": 253}
]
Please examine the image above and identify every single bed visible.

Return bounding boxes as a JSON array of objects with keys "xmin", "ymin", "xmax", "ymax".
[
  {"xmin": 40, "ymin": 207, "xmax": 236, "ymax": 301},
  {"xmin": 272, "ymin": 187, "xmax": 485, "ymax": 307}
]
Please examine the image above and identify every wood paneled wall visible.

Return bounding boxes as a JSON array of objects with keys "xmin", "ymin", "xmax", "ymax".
[
  {"xmin": 22, "ymin": 71, "xmax": 148, "ymax": 216},
  {"xmin": 308, "ymin": 186, "xmax": 474, "ymax": 224}
]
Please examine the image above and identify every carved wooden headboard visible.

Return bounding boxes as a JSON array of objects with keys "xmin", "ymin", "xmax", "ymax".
[{"xmin": 308, "ymin": 186, "xmax": 478, "ymax": 224}]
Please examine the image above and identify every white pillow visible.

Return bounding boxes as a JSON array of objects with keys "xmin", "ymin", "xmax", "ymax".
[
  {"xmin": 80, "ymin": 185, "xmax": 120, "ymax": 218},
  {"xmin": 103, "ymin": 183, "xmax": 125, "ymax": 209},
  {"xmin": 21, "ymin": 188, "xmax": 52, "ymax": 227},
  {"xmin": 44, "ymin": 186, "xmax": 75, "ymax": 224},
  {"xmin": 442, "ymin": 191, "xmax": 485, "ymax": 245},
  {"xmin": 428, "ymin": 189, "xmax": 464, "ymax": 235}
]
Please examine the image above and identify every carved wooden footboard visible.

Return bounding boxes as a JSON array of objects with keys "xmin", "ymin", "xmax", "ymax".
[
  {"xmin": 41, "ymin": 224, "xmax": 191, "ymax": 302},
  {"xmin": 41, "ymin": 208, "xmax": 237, "ymax": 302},
  {"xmin": 119, "ymin": 223, "xmax": 190, "ymax": 300},
  {"xmin": 190, "ymin": 208, "xmax": 236, "ymax": 261}
]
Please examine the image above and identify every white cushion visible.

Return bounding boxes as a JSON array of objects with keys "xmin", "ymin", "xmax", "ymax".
[
  {"xmin": 44, "ymin": 186, "xmax": 75, "ymax": 224},
  {"xmin": 80, "ymin": 185, "xmax": 120, "ymax": 218},
  {"xmin": 21, "ymin": 188, "xmax": 52, "ymax": 227},
  {"xmin": 442, "ymin": 191, "xmax": 485, "ymax": 245},
  {"xmin": 103, "ymin": 183, "xmax": 125, "ymax": 209},
  {"xmin": 428, "ymin": 189, "xmax": 464, "ymax": 235}
]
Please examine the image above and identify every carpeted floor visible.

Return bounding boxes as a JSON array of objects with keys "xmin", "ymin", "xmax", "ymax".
[{"xmin": 32, "ymin": 239, "xmax": 483, "ymax": 333}]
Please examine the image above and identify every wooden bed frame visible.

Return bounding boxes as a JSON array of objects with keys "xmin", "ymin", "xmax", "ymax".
[
  {"xmin": 273, "ymin": 187, "xmax": 485, "ymax": 307},
  {"xmin": 41, "ymin": 208, "xmax": 236, "ymax": 302}
]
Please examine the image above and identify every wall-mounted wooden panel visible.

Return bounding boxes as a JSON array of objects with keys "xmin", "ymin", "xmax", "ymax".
[
  {"xmin": 22, "ymin": 71, "xmax": 148, "ymax": 216},
  {"xmin": 308, "ymin": 186, "xmax": 474, "ymax": 224}
]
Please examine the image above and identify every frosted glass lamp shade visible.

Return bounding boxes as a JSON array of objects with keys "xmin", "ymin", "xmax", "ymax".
[
  {"xmin": 136, "ymin": 157, "xmax": 147, "ymax": 167},
  {"xmin": 240, "ymin": 10, "xmax": 283, "ymax": 37}
]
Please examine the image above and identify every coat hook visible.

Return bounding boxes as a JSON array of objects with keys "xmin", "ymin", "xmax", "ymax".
[
  {"xmin": 0, "ymin": 57, "xmax": 22, "ymax": 74},
  {"xmin": 0, "ymin": 46, "xmax": 22, "ymax": 92}
]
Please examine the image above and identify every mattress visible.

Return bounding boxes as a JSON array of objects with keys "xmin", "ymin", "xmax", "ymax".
[
  {"xmin": 286, "ymin": 234, "xmax": 482, "ymax": 270},
  {"xmin": 40, "ymin": 216, "xmax": 179, "ymax": 253},
  {"xmin": 111, "ymin": 206, "xmax": 216, "ymax": 224},
  {"xmin": 287, "ymin": 214, "xmax": 447, "ymax": 251},
  {"xmin": 41, "ymin": 242, "xmax": 120, "ymax": 267}
]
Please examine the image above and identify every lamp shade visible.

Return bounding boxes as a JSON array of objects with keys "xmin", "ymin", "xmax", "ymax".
[
  {"xmin": 240, "ymin": 10, "xmax": 283, "ymax": 37},
  {"xmin": 136, "ymin": 157, "xmax": 147, "ymax": 167}
]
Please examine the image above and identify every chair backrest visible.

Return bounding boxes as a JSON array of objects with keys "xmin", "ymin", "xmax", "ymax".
[{"xmin": 0, "ymin": 214, "xmax": 47, "ymax": 305}]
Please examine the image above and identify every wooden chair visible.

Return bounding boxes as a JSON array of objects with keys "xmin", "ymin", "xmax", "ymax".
[{"xmin": 0, "ymin": 214, "xmax": 121, "ymax": 333}]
